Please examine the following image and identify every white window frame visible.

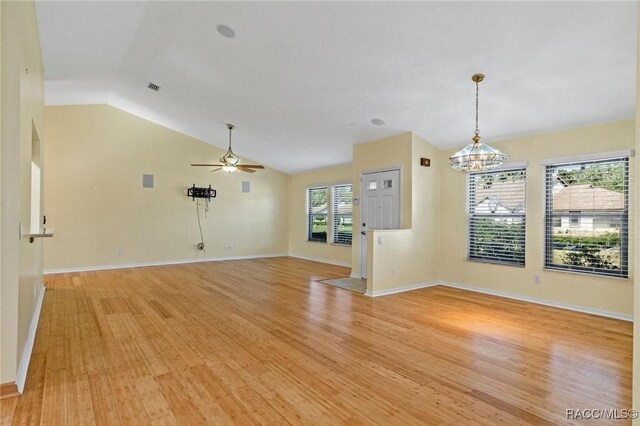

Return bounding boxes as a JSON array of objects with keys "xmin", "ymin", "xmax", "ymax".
[
  {"xmin": 307, "ymin": 185, "xmax": 328, "ymax": 243},
  {"xmin": 467, "ymin": 164, "xmax": 527, "ymax": 267},
  {"xmin": 331, "ymin": 183, "xmax": 353, "ymax": 246},
  {"xmin": 543, "ymin": 155, "xmax": 630, "ymax": 278}
]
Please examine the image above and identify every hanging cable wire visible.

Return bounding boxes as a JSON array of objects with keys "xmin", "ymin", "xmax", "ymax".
[{"xmin": 196, "ymin": 199, "xmax": 206, "ymax": 251}]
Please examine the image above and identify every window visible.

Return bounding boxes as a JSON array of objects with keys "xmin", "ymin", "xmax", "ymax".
[
  {"xmin": 468, "ymin": 167, "xmax": 526, "ymax": 266},
  {"xmin": 544, "ymin": 157, "xmax": 629, "ymax": 278},
  {"xmin": 332, "ymin": 184, "xmax": 353, "ymax": 245},
  {"xmin": 307, "ymin": 186, "xmax": 328, "ymax": 242},
  {"xmin": 569, "ymin": 212, "xmax": 580, "ymax": 228}
]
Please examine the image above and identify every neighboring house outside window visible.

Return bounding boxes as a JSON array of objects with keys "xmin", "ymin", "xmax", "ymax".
[
  {"xmin": 544, "ymin": 157, "xmax": 629, "ymax": 278},
  {"xmin": 468, "ymin": 167, "xmax": 527, "ymax": 266}
]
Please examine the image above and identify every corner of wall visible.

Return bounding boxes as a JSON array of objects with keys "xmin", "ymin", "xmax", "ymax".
[{"xmin": 632, "ymin": 5, "xmax": 640, "ymax": 418}]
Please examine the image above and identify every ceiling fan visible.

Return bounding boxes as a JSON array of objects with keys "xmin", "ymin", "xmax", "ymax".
[{"xmin": 191, "ymin": 123, "xmax": 265, "ymax": 173}]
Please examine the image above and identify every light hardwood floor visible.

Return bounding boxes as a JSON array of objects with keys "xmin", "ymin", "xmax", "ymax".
[{"xmin": 0, "ymin": 257, "xmax": 633, "ymax": 425}]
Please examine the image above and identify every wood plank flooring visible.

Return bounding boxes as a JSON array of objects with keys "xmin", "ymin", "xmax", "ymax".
[{"xmin": 0, "ymin": 257, "xmax": 633, "ymax": 425}]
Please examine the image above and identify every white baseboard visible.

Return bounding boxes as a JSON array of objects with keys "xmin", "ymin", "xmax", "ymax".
[
  {"xmin": 350, "ymin": 273, "xmax": 363, "ymax": 279},
  {"xmin": 43, "ymin": 253, "xmax": 287, "ymax": 275},
  {"xmin": 365, "ymin": 281, "xmax": 439, "ymax": 297},
  {"xmin": 288, "ymin": 254, "xmax": 351, "ymax": 268},
  {"xmin": 439, "ymin": 281, "xmax": 633, "ymax": 322},
  {"xmin": 16, "ymin": 283, "xmax": 45, "ymax": 393}
]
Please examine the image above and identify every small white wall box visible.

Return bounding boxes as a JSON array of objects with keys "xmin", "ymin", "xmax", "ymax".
[{"xmin": 242, "ymin": 181, "xmax": 250, "ymax": 193}]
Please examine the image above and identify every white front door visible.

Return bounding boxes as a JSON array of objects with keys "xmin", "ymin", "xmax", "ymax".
[{"xmin": 360, "ymin": 169, "xmax": 401, "ymax": 279}]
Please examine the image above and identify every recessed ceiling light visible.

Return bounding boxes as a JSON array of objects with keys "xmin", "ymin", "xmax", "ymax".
[
  {"xmin": 217, "ymin": 25, "xmax": 236, "ymax": 38},
  {"xmin": 371, "ymin": 118, "xmax": 385, "ymax": 126}
]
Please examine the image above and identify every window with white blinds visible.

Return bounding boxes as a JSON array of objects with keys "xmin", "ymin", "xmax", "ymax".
[
  {"xmin": 332, "ymin": 184, "xmax": 353, "ymax": 245},
  {"xmin": 544, "ymin": 157, "xmax": 629, "ymax": 278},
  {"xmin": 468, "ymin": 167, "xmax": 526, "ymax": 266},
  {"xmin": 307, "ymin": 186, "xmax": 328, "ymax": 242}
]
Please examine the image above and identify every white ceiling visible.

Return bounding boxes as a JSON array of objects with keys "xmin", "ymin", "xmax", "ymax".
[{"xmin": 36, "ymin": 1, "xmax": 637, "ymax": 174}]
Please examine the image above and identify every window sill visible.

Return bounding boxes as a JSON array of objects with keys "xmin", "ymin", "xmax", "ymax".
[
  {"xmin": 306, "ymin": 240, "xmax": 328, "ymax": 245},
  {"xmin": 543, "ymin": 266, "xmax": 630, "ymax": 281},
  {"xmin": 467, "ymin": 257, "xmax": 525, "ymax": 268},
  {"xmin": 331, "ymin": 242, "xmax": 352, "ymax": 247}
]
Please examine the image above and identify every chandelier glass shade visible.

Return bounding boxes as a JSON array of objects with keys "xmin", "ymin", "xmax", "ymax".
[
  {"xmin": 449, "ymin": 136, "xmax": 509, "ymax": 172},
  {"xmin": 449, "ymin": 74, "xmax": 508, "ymax": 172}
]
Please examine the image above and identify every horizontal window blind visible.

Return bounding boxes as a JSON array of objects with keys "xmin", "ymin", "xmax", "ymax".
[
  {"xmin": 544, "ymin": 157, "xmax": 630, "ymax": 278},
  {"xmin": 307, "ymin": 186, "xmax": 328, "ymax": 242},
  {"xmin": 332, "ymin": 184, "xmax": 353, "ymax": 245},
  {"xmin": 468, "ymin": 167, "xmax": 526, "ymax": 266}
]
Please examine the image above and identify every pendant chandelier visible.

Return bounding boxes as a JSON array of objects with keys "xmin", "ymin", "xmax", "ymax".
[{"xmin": 449, "ymin": 73, "xmax": 508, "ymax": 172}]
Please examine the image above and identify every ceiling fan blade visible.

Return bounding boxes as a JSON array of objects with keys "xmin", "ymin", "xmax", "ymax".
[
  {"xmin": 192, "ymin": 163, "xmax": 223, "ymax": 167},
  {"xmin": 238, "ymin": 164, "xmax": 264, "ymax": 169},
  {"xmin": 210, "ymin": 167, "xmax": 222, "ymax": 172},
  {"xmin": 237, "ymin": 167, "xmax": 256, "ymax": 173}
]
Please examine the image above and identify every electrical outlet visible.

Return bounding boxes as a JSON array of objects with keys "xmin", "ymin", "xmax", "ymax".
[
  {"xmin": 116, "ymin": 249, "xmax": 123, "ymax": 257},
  {"xmin": 391, "ymin": 267, "xmax": 396, "ymax": 276},
  {"xmin": 533, "ymin": 275, "xmax": 541, "ymax": 285}
]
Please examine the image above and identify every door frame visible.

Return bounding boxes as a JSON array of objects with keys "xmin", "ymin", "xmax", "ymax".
[{"xmin": 359, "ymin": 166, "xmax": 403, "ymax": 279}]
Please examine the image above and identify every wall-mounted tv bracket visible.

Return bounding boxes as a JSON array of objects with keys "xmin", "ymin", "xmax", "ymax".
[{"xmin": 187, "ymin": 184, "xmax": 216, "ymax": 201}]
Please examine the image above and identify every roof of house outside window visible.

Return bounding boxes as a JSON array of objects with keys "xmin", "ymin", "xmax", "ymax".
[{"xmin": 552, "ymin": 184, "xmax": 624, "ymax": 211}]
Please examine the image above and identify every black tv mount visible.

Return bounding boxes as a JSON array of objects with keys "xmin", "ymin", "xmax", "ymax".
[{"xmin": 187, "ymin": 184, "xmax": 216, "ymax": 201}]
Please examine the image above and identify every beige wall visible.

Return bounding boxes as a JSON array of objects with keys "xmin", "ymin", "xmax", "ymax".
[
  {"xmin": 351, "ymin": 132, "xmax": 414, "ymax": 277},
  {"xmin": 368, "ymin": 133, "xmax": 441, "ymax": 292},
  {"xmin": 439, "ymin": 120, "xmax": 635, "ymax": 316},
  {"xmin": 43, "ymin": 105, "xmax": 289, "ymax": 271},
  {"xmin": 1, "ymin": 0, "xmax": 44, "ymax": 385},
  {"xmin": 288, "ymin": 164, "xmax": 352, "ymax": 266}
]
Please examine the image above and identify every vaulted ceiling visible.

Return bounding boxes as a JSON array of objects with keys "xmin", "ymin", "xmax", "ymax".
[{"xmin": 36, "ymin": 1, "xmax": 637, "ymax": 174}]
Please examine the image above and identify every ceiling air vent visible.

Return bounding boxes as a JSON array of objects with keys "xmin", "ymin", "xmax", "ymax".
[{"xmin": 147, "ymin": 82, "xmax": 161, "ymax": 92}]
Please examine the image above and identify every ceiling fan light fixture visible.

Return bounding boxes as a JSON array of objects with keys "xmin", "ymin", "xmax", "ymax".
[
  {"xmin": 191, "ymin": 123, "xmax": 264, "ymax": 174},
  {"xmin": 449, "ymin": 73, "xmax": 508, "ymax": 172},
  {"xmin": 221, "ymin": 123, "xmax": 240, "ymax": 166},
  {"xmin": 221, "ymin": 150, "xmax": 240, "ymax": 166}
]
